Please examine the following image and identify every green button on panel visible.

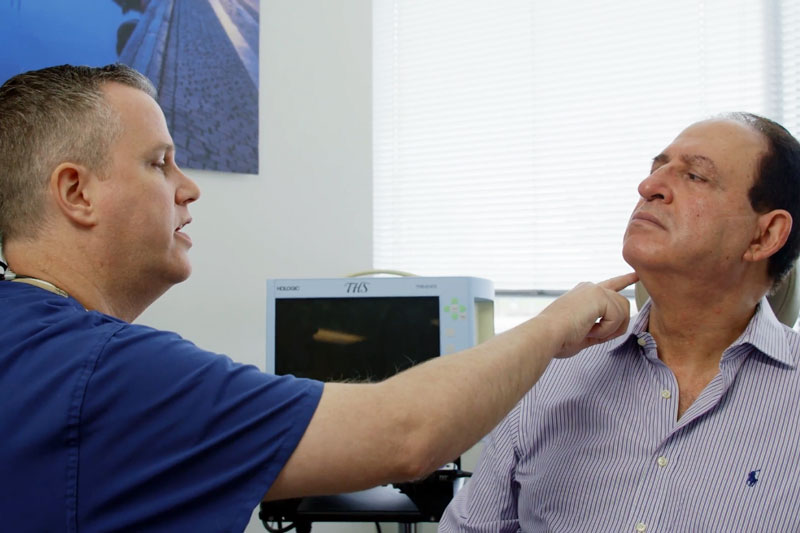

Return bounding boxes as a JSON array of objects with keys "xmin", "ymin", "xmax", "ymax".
[{"xmin": 444, "ymin": 298, "xmax": 467, "ymax": 321}]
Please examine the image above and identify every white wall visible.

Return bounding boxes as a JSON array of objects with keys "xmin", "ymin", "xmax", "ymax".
[{"xmin": 138, "ymin": 2, "xmax": 381, "ymax": 532}]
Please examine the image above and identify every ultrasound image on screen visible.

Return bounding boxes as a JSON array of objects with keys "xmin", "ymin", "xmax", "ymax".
[{"xmin": 275, "ymin": 297, "xmax": 440, "ymax": 382}]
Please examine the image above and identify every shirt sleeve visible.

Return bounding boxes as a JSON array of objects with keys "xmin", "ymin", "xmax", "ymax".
[
  {"xmin": 75, "ymin": 323, "xmax": 323, "ymax": 533},
  {"xmin": 439, "ymin": 402, "xmax": 522, "ymax": 533}
]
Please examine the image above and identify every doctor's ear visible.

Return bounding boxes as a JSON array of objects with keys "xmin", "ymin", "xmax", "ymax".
[
  {"xmin": 49, "ymin": 162, "xmax": 99, "ymax": 228},
  {"xmin": 744, "ymin": 209, "xmax": 792, "ymax": 263}
]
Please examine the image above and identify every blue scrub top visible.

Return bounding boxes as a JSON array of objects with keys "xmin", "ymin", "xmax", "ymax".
[{"xmin": 0, "ymin": 281, "xmax": 323, "ymax": 532}]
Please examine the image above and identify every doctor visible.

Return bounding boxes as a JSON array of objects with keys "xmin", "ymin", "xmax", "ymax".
[{"xmin": 0, "ymin": 63, "xmax": 635, "ymax": 532}]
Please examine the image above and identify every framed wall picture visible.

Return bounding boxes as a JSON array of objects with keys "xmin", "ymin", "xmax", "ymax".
[{"xmin": 0, "ymin": 0, "xmax": 260, "ymax": 174}]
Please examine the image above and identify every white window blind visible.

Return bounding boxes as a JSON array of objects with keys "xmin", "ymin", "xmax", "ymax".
[{"xmin": 373, "ymin": 0, "xmax": 800, "ymax": 291}]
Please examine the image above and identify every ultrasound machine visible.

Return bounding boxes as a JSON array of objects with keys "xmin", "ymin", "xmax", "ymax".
[{"xmin": 260, "ymin": 276, "xmax": 494, "ymax": 532}]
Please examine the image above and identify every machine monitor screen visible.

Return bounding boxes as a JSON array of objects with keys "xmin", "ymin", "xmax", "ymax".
[{"xmin": 275, "ymin": 296, "xmax": 440, "ymax": 382}]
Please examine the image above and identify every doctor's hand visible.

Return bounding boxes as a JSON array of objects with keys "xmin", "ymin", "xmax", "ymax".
[{"xmin": 537, "ymin": 272, "xmax": 638, "ymax": 359}]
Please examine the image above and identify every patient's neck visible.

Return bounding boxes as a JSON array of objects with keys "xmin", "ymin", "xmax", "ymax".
[{"xmin": 643, "ymin": 270, "xmax": 766, "ymax": 362}]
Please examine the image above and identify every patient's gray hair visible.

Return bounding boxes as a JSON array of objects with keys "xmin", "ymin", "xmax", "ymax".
[{"xmin": 0, "ymin": 64, "xmax": 156, "ymax": 244}]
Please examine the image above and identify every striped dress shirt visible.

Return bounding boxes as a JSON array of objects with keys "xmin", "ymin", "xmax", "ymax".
[{"xmin": 440, "ymin": 298, "xmax": 800, "ymax": 532}]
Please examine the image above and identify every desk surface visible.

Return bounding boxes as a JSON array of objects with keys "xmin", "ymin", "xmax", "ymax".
[
  {"xmin": 260, "ymin": 476, "xmax": 469, "ymax": 525},
  {"xmin": 294, "ymin": 486, "xmax": 427, "ymax": 522}
]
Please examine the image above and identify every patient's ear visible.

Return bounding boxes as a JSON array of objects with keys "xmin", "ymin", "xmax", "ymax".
[
  {"xmin": 49, "ymin": 162, "xmax": 99, "ymax": 228},
  {"xmin": 744, "ymin": 209, "xmax": 792, "ymax": 263}
]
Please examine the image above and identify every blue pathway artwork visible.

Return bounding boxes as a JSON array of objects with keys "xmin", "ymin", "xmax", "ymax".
[{"xmin": 0, "ymin": 0, "xmax": 260, "ymax": 175}]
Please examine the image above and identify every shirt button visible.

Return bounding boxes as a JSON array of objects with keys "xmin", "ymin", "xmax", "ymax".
[
  {"xmin": 661, "ymin": 389, "xmax": 671, "ymax": 399},
  {"xmin": 637, "ymin": 337, "xmax": 647, "ymax": 347},
  {"xmin": 635, "ymin": 522, "xmax": 647, "ymax": 532},
  {"xmin": 657, "ymin": 456, "xmax": 668, "ymax": 467}
]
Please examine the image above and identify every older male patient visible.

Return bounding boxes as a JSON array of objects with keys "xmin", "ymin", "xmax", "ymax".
[{"xmin": 440, "ymin": 113, "xmax": 800, "ymax": 532}]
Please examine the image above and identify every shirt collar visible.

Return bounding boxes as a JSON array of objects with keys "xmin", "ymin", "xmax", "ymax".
[
  {"xmin": 733, "ymin": 296, "xmax": 796, "ymax": 368},
  {"xmin": 607, "ymin": 296, "xmax": 796, "ymax": 368},
  {"xmin": 606, "ymin": 299, "xmax": 652, "ymax": 354}
]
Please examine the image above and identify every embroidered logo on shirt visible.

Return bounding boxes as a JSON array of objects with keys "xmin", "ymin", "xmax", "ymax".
[{"xmin": 746, "ymin": 469, "xmax": 761, "ymax": 487}]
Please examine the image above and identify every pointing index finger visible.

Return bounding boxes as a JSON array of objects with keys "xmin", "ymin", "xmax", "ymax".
[{"xmin": 598, "ymin": 272, "xmax": 639, "ymax": 293}]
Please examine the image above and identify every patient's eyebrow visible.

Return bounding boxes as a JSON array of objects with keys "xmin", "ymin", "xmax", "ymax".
[
  {"xmin": 682, "ymin": 154, "xmax": 720, "ymax": 178},
  {"xmin": 650, "ymin": 153, "xmax": 668, "ymax": 171},
  {"xmin": 650, "ymin": 153, "xmax": 720, "ymax": 179}
]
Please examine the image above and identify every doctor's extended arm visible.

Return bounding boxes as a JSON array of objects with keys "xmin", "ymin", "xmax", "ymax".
[{"xmin": 265, "ymin": 272, "xmax": 637, "ymax": 500}]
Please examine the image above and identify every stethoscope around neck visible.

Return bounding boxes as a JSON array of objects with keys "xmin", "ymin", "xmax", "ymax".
[{"xmin": 0, "ymin": 260, "xmax": 69, "ymax": 298}]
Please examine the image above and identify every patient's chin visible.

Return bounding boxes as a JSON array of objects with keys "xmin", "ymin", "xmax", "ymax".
[{"xmin": 621, "ymin": 240, "xmax": 661, "ymax": 273}]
